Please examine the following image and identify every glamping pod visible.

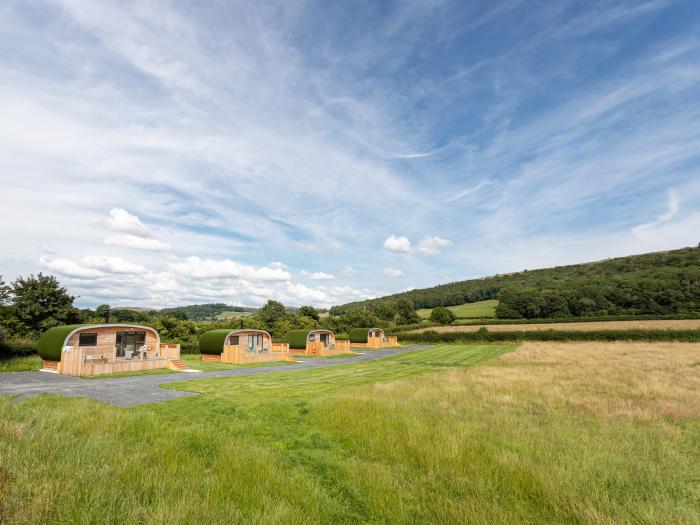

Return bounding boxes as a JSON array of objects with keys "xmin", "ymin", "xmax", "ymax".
[
  {"xmin": 199, "ymin": 329, "xmax": 292, "ymax": 365},
  {"xmin": 349, "ymin": 327, "xmax": 398, "ymax": 348},
  {"xmin": 284, "ymin": 329, "xmax": 350, "ymax": 357},
  {"xmin": 37, "ymin": 324, "xmax": 181, "ymax": 376}
]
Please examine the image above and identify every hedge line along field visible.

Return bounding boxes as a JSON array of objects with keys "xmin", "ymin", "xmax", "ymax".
[
  {"xmin": 401, "ymin": 329, "xmax": 700, "ymax": 344},
  {"xmin": 2, "ymin": 343, "xmax": 699, "ymax": 523},
  {"xmin": 410, "ymin": 318, "xmax": 700, "ymax": 333}
]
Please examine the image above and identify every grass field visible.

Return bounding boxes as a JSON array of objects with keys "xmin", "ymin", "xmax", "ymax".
[
  {"xmin": 411, "ymin": 318, "xmax": 700, "ymax": 333},
  {"xmin": 417, "ymin": 299, "xmax": 498, "ymax": 319},
  {"xmin": 215, "ymin": 310, "xmax": 254, "ymax": 321},
  {"xmin": 1, "ymin": 342, "xmax": 699, "ymax": 523}
]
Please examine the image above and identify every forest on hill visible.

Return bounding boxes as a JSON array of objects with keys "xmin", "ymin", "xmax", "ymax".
[{"xmin": 331, "ymin": 247, "xmax": 700, "ymax": 319}]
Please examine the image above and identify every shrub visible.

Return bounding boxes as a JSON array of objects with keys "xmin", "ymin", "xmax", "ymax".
[{"xmin": 430, "ymin": 307, "xmax": 456, "ymax": 325}]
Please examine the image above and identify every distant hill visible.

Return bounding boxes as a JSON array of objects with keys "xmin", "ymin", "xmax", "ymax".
[
  {"xmin": 159, "ymin": 303, "xmax": 256, "ymax": 321},
  {"xmin": 331, "ymin": 246, "xmax": 700, "ymax": 319}
]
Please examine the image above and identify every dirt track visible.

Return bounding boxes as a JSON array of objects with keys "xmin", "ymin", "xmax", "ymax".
[{"xmin": 410, "ymin": 319, "xmax": 700, "ymax": 334}]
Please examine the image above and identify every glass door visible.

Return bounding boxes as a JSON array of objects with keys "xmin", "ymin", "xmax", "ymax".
[
  {"xmin": 247, "ymin": 334, "xmax": 263, "ymax": 352},
  {"xmin": 115, "ymin": 331, "xmax": 146, "ymax": 359},
  {"xmin": 320, "ymin": 333, "xmax": 329, "ymax": 347}
]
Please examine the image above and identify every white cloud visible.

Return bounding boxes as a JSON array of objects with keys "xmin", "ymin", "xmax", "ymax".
[
  {"xmin": 342, "ymin": 265, "xmax": 356, "ymax": 276},
  {"xmin": 104, "ymin": 234, "xmax": 172, "ymax": 251},
  {"xmin": 300, "ymin": 270, "xmax": 335, "ymax": 281},
  {"xmin": 383, "ymin": 267, "xmax": 404, "ymax": 278},
  {"xmin": 417, "ymin": 236, "xmax": 453, "ymax": 256},
  {"xmin": 269, "ymin": 261, "xmax": 288, "ymax": 270},
  {"xmin": 444, "ymin": 181, "xmax": 495, "ymax": 203},
  {"xmin": 383, "ymin": 235, "xmax": 412, "ymax": 253},
  {"xmin": 631, "ymin": 189, "xmax": 680, "ymax": 235},
  {"xmin": 40, "ymin": 255, "xmax": 146, "ymax": 278},
  {"xmin": 107, "ymin": 207, "xmax": 152, "ymax": 237},
  {"xmin": 168, "ymin": 256, "xmax": 291, "ymax": 281},
  {"xmin": 103, "ymin": 208, "xmax": 171, "ymax": 251}
]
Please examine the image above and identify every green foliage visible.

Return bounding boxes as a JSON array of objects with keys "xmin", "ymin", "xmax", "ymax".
[
  {"xmin": 430, "ymin": 306, "xmax": 456, "ymax": 325},
  {"xmin": 298, "ymin": 305, "xmax": 320, "ymax": 321},
  {"xmin": 5, "ymin": 273, "xmax": 80, "ymax": 337},
  {"xmin": 255, "ymin": 300, "xmax": 291, "ymax": 330},
  {"xmin": 333, "ymin": 247, "xmax": 700, "ymax": 319},
  {"xmin": 152, "ymin": 317, "xmax": 199, "ymax": 353},
  {"xmin": 0, "ymin": 276, "xmax": 9, "ymax": 306},
  {"xmin": 396, "ymin": 298, "xmax": 420, "ymax": 325}
]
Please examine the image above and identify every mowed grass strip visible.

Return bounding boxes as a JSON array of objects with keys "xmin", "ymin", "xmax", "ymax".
[{"xmin": 1, "ymin": 343, "xmax": 699, "ymax": 524}]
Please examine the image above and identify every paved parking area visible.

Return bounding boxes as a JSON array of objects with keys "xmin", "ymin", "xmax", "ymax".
[{"xmin": 0, "ymin": 346, "xmax": 428, "ymax": 406}]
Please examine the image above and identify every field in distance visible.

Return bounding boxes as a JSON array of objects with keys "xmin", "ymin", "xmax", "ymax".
[
  {"xmin": 417, "ymin": 299, "xmax": 498, "ymax": 319},
  {"xmin": 215, "ymin": 310, "xmax": 254, "ymax": 321},
  {"xmin": 410, "ymin": 318, "xmax": 700, "ymax": 333}
]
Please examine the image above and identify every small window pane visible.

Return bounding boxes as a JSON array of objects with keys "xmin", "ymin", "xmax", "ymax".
[
  {"xmin": 79, "ymin": 333, "xmax": 97, "ymax": 346},
  {"xmin": 229, "ymin": 335, "xmax": 239, "ymax": 345}
]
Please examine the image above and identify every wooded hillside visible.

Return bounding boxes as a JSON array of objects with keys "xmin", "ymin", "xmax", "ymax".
[{"xmin": 331, "ymin": 247, "xmax": 700, "ymax": 319}]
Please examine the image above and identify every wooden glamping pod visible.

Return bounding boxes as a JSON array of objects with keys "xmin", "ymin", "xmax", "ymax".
[
  {"xmin": 349, "ymin": 327, "xmax": 398, "ymax": 348},
  {"xmin": 199, "ymin": 329, "xmax": 293, "ymax": 365},
  {"xmin": 37, "ymin": 324, "xmax": 182, "ymax": 376},
  {"xmin": 284, "ymin": 329, "xmax": 350, "ymax": 357}
]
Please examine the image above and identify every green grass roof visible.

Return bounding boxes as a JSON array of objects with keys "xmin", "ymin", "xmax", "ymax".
[
  {"xmin": 199, "ymin": 329, "xmax": 271, "ymax": 354},
  {"xmin": 38, "ymin": 325, "xmax": 86, "ymax": 361},
  {"xmin": 349, "ymin": 327, "xmax": 384, "ymax": 343}
]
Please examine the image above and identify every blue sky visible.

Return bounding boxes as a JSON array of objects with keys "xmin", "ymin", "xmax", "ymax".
[{"xmin": 1, "ymin": 0, "xmax": 699, "ymax": 308}]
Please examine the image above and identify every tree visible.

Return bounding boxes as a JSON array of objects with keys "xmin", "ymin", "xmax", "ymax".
[
  {"xmin": 298, "ymin": 305, "xmax": 320, "ymax": 321},
  {"xmin": 95, "ymin": 304, "xmax": 111, "ymax": 323},
  {"xmin": 9, "ymin": 273, "xmax": 80, "ymax": 336},
  {"xmin": 373, "ymin": 301, "xmax": 398, "ymax": 322},
  {"xmin": 255, "ymin": 300, "xmax": 289, "ymax": 330},
  {"xmin": 395, "ymin": 298, "xmax": 420, "ymax": 325},
  {"xmin": 0, "ymin": 276, "xmax": 10, "ymax": 306},
  {"xmin": 430, "ymin": 306, "xmax": 456, "ymax": 325}
]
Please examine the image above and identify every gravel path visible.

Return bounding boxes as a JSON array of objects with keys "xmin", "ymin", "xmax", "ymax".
[{"xmin": 0, "ymin": 346, "xmax": 428, "ymax": 406}]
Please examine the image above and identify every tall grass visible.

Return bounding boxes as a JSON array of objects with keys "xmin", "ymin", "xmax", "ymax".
[{"xmin": 1, "ymin": 343, "xmax": 698, "ymax": 523}]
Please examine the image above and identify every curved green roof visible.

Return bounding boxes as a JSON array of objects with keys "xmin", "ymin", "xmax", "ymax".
[
  {"xmin": 349, "ymin": 327, "xmax": 384, "ymax": 343},
  {"xmin": 284, "ymin": 329, "xmax": 334, "ymax": 349},
  {"xmin": 38, "ymin": 325, "xmax": 85, "ymax": 361},
  {"xmin": 37, "ymin": 324, "xmax": 159, "ymax": 361},
  {"xmin": 199, "ymin": 329, "xmax": 271, "ymax": 355}
]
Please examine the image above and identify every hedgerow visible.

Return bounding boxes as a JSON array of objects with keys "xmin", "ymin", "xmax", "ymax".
[{"xmin": 399, "ymin": 329, "xmax": 700, "ymax": 343}]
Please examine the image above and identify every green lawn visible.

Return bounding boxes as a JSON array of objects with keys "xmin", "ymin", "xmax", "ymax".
[
  {"xmin": 1, "ymin": 343, "xmax": 698, "ymax": 524},
  {"xmin": 417, "ymin": 299, "xmax": 499, "ymax": 319}
]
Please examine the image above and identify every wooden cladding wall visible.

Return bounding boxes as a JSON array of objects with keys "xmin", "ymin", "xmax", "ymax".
[
  {"xmin": 290, "ymin": 339, "xmax": 351, "ymax": 357},
  {"xmin": 65, "ymin": 326, "xmax": 160, "ymax": 362},
  {"xmin": 352, "ymin": 336, "xmax": 399, "ymax": 349},
  {"xmin": 221, "ymin": 344, "xmax": 293, "ymax": 364}
]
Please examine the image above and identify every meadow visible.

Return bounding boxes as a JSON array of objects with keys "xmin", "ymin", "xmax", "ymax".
[
  {"xmin": 1, "ymin": 342, "xmax": 699, "ymax": 523},
  {"xmin": 417, "ymin": 299, "xmax": 498, "ymax": 319}
]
